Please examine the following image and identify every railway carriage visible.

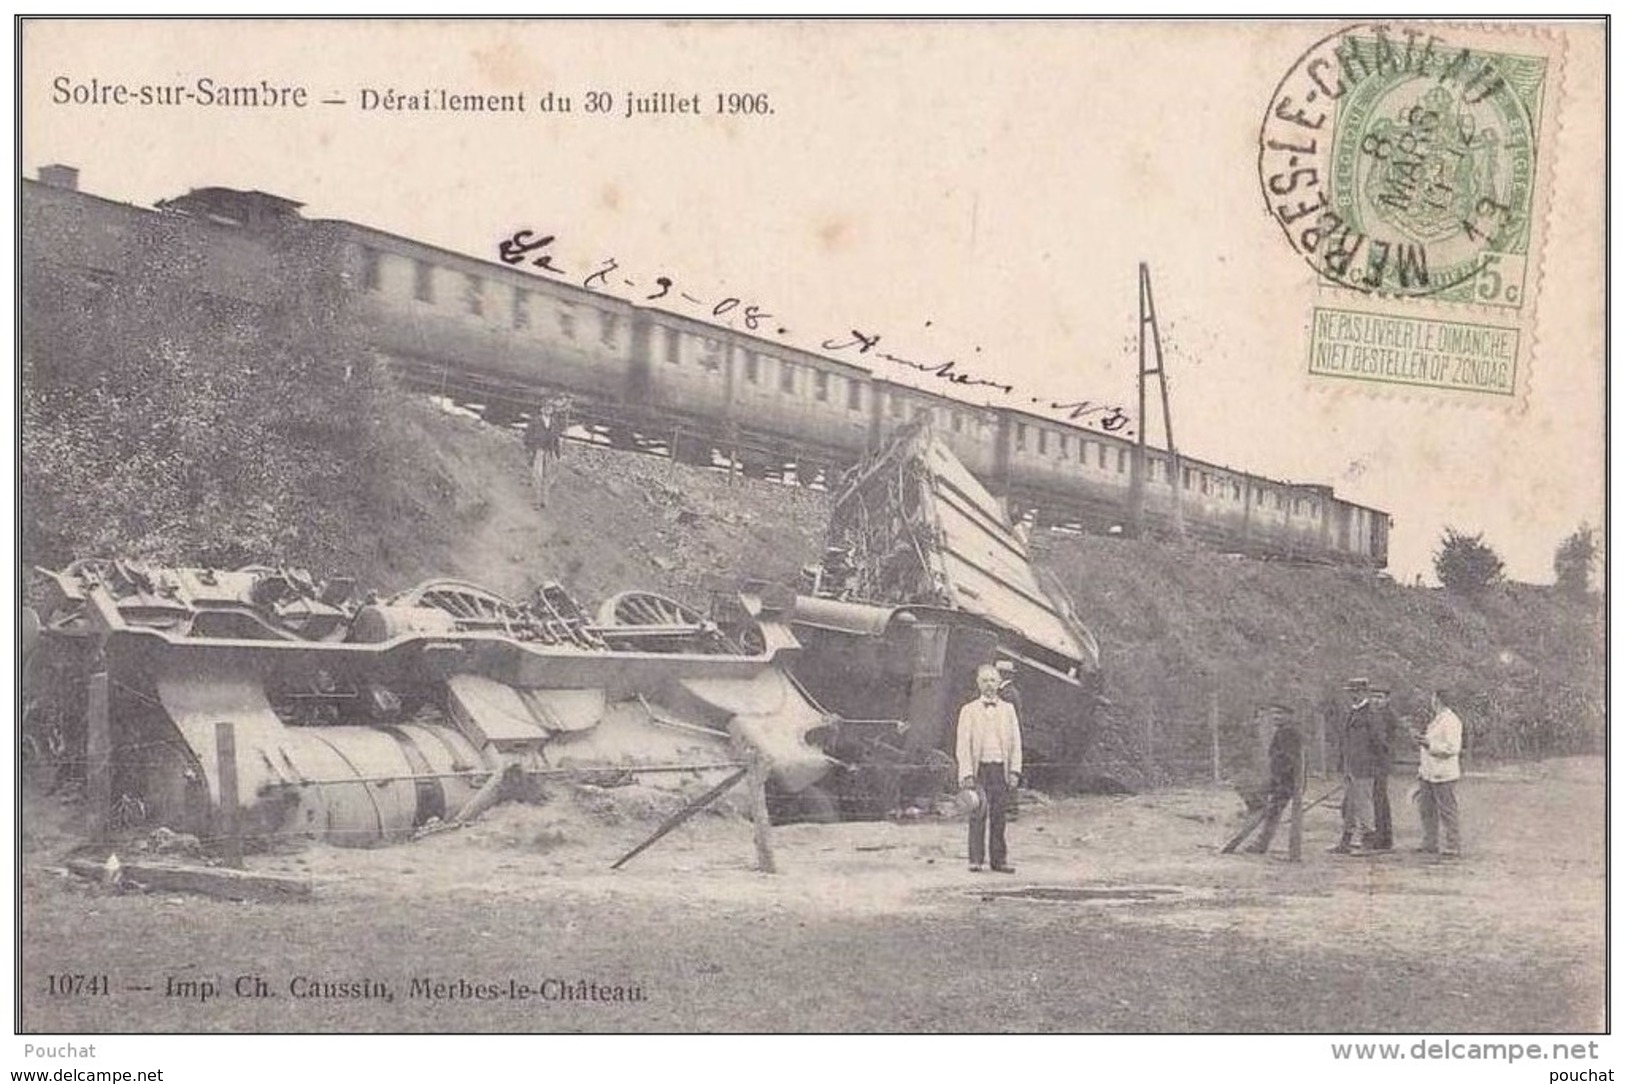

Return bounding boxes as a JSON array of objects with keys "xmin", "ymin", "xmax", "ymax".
[{"xmin": 22, "ymin": 171, "xmax": 1391, "ymax": 568}]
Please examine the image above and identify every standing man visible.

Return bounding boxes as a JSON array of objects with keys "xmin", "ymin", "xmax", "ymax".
[
  {"xmin": 1368, "ymin": 687, "xmax": 1398, "ymax": 852},
  {"xmin": 1331, "ymin": 678, "xmax": 1383, "ymax": 855},
  {"xmin": 1416, "ymin": 688, "xmax": 1464, "ymax": 857},
  {"xmin": 1244, "ymin": 704, "xmax": 1302, "ymax": 855},
  {"xmin": 994, "ymin": 660, "xmax": 1024, "ymax": 821},
  {"xmin": 524, "ymin": 398, "xmax": 564, "ymax": 507},
  {"xmin": 957, "ymin": 664, "xmax": 1022, "ymax": 874}
]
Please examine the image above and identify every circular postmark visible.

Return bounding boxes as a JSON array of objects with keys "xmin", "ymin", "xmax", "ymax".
[{"xmin": 1259, "ymin": 24, "xmax": 1539, "ymax": 303}]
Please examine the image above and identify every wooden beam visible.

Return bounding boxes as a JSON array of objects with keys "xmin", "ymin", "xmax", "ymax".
[
  {"xmin": 67, "ymin": 858, "xmax": 312, "ymax": 903},
  {"xmin": 746, "ymin": 755, "xmax": 777, "ymax": 875},
  {"xmin": 215, "ymin": 722, "xmax": 242, "ymax": 869},
  {"xmin": 84, "ymin": 665, "xmax": 110, "ymax": 843},
  {"xmin": 611, "ymin": 767, "xmax": 749, "ymax": 871}
]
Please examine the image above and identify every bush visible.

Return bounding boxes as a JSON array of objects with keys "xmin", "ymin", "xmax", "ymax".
[
  {"xmin": 1553, "ymin": 524, "xmax": 1598, "ymax": 599},
  {"xmin": 1434, "ymin": 528, "xmax": 1504, "ymax": 595},
  {"xmin": 22, "ymin": 208, "xmax": 410, "ymax": 574}
]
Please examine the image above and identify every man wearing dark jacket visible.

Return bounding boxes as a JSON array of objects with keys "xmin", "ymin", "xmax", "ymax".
[
  {"xmin": 1368, "ymin": 688, "xmax": 1399, "ymax": 851},
  {"xmin": 524, "ymin": 399, "xmax": 565, "ymax": 507},
  {"xmin": 1332, "ymin": 678, "xmax": 1385, "ymax": 854},
  {"xmin": 1244, "ymin": 705, "xmax": 1302, "ymax": 854}
]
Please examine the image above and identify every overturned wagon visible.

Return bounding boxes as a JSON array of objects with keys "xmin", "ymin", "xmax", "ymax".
[
  {"xmin": 26, "ymin": 561, "xmax": 832, "ymax": 848},
  {"xmin": 786, "ymin": 420, "xmax": 1104, "ymax": 816}
]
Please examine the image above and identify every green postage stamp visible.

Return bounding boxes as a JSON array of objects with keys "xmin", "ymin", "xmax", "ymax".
[
  {"xmin": 1259, "ymin": 22, "xmax": 1561, "ymax": 402},
  {"xmin": 1307, "ymin": 308, "xmax": 1517, "ymax": 396}
]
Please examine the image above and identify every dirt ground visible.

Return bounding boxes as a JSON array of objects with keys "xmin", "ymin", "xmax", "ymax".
[{"xmin": 19, "ymin": 756, "xmax": 1603, "ymax": 1034}]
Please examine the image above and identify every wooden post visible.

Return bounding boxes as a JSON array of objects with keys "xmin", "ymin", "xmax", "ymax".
[
  {"xmin": 1208, "ymin": 693, "xmax": 1221, "ymax": 785},
  {"xmin": 215, "ymin": 722, "xmax": 242, "ymax": 869},
  {"xmin": 1143, "ymin": 710, "xmax": 1155, "ymax": 780},
  {"xmin": 747, "ymin": 755, "xmax": 777, "ymax": 875},
  {"xmin": 1288, "ymin": 742, "xmax": 1305, "ymax": 862},
  {"xmin": 1316, "ymin": 707, "xmax": 1328, "ymax": 778},
  {"xmin": 84, "ymin": 647, "xmax": 111, "ymax": 843}
]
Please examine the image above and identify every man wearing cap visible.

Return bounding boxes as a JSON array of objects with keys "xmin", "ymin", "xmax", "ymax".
[
  {"xmin": 1244, "ymin": 704, "xmax": 1303, "ymax": 854},
  {"xmin": 957, "ymin": 664, "xmax": 1022, "ymax": 873},
  {"xmin": 524, "ymin": 398, "xmax": 565, "ymax": 507},
  {"xmin": 1415, "ymin": 689, "xmax": 1464, "ymax": 857},
  {"xmin": 1368, "ymin": 687, "xmax": 1399, "ymax": 852},
  {"xmin": 1332, "ymin": 678, "xmax": 1384, "ymax": 854}
]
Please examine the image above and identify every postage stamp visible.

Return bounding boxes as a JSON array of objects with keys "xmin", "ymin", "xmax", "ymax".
[{"xmin": 1259, "ymin": 22, "xmax": 1562, "ymax": 402}]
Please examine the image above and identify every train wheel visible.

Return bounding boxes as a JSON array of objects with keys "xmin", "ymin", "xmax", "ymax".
[
  {"xmin": 597, "ymin": 590, "xmax": 704, "ymax": 629},
  {"xmin": 390, "ymin": 579, "xmax": 527, "ymax": 634}
]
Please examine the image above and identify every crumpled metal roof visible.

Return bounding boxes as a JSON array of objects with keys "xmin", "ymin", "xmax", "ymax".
[{"xmin": 828, "ymin": 421, "xmax": 1098, "ymax": 671}]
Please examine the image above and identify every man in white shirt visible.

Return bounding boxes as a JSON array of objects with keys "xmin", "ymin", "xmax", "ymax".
[
  {"xmin": 1416, "ymin": 688, "xmax": 1464, "ymax": 857},
  {"xmin": 957, "ymin": 664, "xmax": 1023, "ymax": 873}
]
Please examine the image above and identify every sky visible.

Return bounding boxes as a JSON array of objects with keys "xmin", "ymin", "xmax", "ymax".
[{"xmin": 18, "ymin": 19, "xmax": 1607, "ymax": 585}]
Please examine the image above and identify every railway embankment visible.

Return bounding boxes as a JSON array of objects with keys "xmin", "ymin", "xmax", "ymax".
[
  {"xmin": 27, "ymin": 394, "xmax": 1601, "ymax": 789},
  {"xmin": 364, "ymin": 403, "xmax": 1601, "ymax": 789}
]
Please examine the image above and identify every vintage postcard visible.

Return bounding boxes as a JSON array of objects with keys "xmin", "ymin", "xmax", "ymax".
[{"xmin": 13, "ymin": 17, "xmax": 1607, "ymax": 1070}]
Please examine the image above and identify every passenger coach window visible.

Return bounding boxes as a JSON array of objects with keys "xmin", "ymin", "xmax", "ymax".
[
  {"xmin": 413, "ymin": 260, "xmax": 434, "ymax": 303},
  {"xmin": 815, "ymin": 371, "xmax": 830, "ymax": 402},
  {"xmin": 697, "ymin": 338, "xmax": 722, "ymax": 372},
  {"xmin": 558, "ymin": 306, "xmax": 576, "ymax": 340},
  {"xmin": 780, "ymin": 363, "xmax": 796, "ymax": 394},
  {"xmin": 1116, "ymin": 449, "xmax": 1127, "ymax": 473},
  {"xmin": 745, "ymin": 354, "xmax": 760, "ymax": 384},
  {"xmin": 599, "ymin": 312, "xmax": 618, "ymax": 348},
  {"xmin": 512, "ymin": 288, "xmax": 530, "ymax": 330},
  {"xmin": 464, "ymin": 275, "xmax": 483, "ymax": 317},
  {"xmin": 847, "ymin": 381, "xmax": 861, "ymax": 410},
  {"xmin": 1015, "ymin": 423, "xmax": 1027, "ymax": 451}
]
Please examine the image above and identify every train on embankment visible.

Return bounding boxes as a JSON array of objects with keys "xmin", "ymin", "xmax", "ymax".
[{"xmin": 22, "ymin": 166, "xmax": 1389, "ymax": 567}]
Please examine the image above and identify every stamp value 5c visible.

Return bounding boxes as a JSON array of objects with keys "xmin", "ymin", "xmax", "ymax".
[{"xmin": 1260, "ymin": 22, "xmax": 1560, "ymax": 402}]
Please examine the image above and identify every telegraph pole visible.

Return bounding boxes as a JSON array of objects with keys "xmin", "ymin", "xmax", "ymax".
[{"xmin": 1130, "ymin": 263, "xmax": 1184, "ymax": 540}]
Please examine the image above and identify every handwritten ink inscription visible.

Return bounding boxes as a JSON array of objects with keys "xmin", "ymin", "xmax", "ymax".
[{"xmin": 496, "ymin": 229, "xmax": 1131, "ymax": 433}]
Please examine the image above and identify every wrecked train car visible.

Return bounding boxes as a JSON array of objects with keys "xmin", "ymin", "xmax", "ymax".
[
  {"xmin": 786, "ymin": 421, "xmax": 1103, "ymax": 816},
  {"xmin": 25, "ymin": 560, "xmax": 832, "ymax": 848}
]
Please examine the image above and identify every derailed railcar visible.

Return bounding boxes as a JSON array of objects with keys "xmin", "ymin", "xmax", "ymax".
[
  {"xmin": 25, "ymin": 561, "xmax": 833, "ymax": 849},
  {"xmin": 782, "ymin": 420, "xmax": 1103, "ymax": 817}
]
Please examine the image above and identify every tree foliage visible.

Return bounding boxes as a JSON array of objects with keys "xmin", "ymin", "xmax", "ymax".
[
  {"xmin": 1433, "ymin": 527, "xmax": 1504, "ymax": 594},
  {"xmin": 1553, "ymin": 524, "xmax": 1598, "ymax": 599},
  {"xmin": 22, "ymin": 209, "xmax": 412, "ymax": 573}
]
